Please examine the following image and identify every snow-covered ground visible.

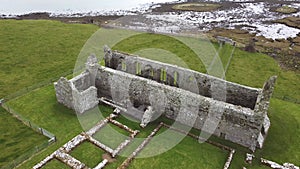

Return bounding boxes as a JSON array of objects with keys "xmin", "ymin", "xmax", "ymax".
[
  {"xmin": 1, "ymin": 0, "xmax": 300, "ymax": 40},
  {"xmin": 110, "ymin": 1, "xmax": 300, "ymax": 40},
  {"xmin": 254, "ymin": 24, "xmax": 300, "ymax": 39}
]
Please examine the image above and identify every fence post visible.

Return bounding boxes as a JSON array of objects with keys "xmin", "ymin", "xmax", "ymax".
[
  {"xmin": 0, "ymin": 98, "xmax": 3, "ymax": 106},
  {"xmin": 39, "ymin": 128, "xmax": 44, "ymax": 135}
]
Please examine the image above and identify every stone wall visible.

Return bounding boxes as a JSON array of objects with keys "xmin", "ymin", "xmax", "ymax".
[
  {"xmin": 72, "ymin": 86, "xmax": 98, "ymax": 114},
  {"xmin": 54, "ymin": 77, "xmax": 74, "ymax": 110},
  {"xmin": 104, "ymin": 47, "xmax": 260, "ymax": 109},
  {"xmin": 70, "ymin": 71, "xmax": 92, "ymax": 92},
  {"xmin": 54, "ymin": 70, "xmax": 99, "ymax": 114},
  {"xmin": 95, "ymin": 66, "xmax": 263, "ymax": 151},
  {"xmin": 55, "ymin": 50, "xmax": 276, "ymax": 151}
]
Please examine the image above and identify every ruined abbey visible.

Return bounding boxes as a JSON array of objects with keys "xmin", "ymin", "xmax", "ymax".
[{"xmin": 54, "ymin": 46, "xmax": 277, "ymax": 152}]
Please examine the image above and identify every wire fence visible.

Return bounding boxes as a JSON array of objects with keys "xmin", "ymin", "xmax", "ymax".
[
  {"xmin": 0, "ymin": 66, "xmax": 85, "ymax": 169},
  {"xmin": 1, "ymin": 103, "xmax": 55, "ymax": 140},
  {"xmin": 1, "ymin": 141, "xmax": 50, "ymax": 169},
  {"xmin": 3, "ymin": 69, "xmax": 74, "ymax": 102},
  {"xmin": 0, "ymin": 103, "xmax": 56, "ymax": 169}
]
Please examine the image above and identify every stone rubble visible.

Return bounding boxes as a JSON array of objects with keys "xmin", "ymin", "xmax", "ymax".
[
  {"xmin": 223, "ymin": 149, "xmax": 235, "ymax": 169},
  {"xmin": 140, "ymin": 106, "xmax": 155, "ymax": 128},
  {"xmin": 61, "ymin": 133, "xmax": 87, "ymax": 153},
  {"xmin": 86, "ymin": 118, "xmax": 109, "ymax": 136},
  {"xmin": 246, "ymin": 153, "xmax": 255, "ymax": 164},
  {"xmin": 112, "ymin": 129, "xmax": 139, "ymax": 158},
  {"xmin": 261, "ymin": 158, "xmax": 299, "ymax": 169},
  {"xmin": 55, "ymin": 151, "xmax": 86, "ymax": 169},
  {"xmin": 32, "ymin": 153, "xmax": 55, "ymax": 169},
  {"xmin": 86, "ymin": 134, "xmax": 114, "ymax": 154},
  {"xmin": 93, "ymin": 159, "xmax": 109, "ymax": 169},
  {"xmin": 33, "ymin": 113, "xmax": 138, "ymax": 169},
  {"xmin": 108, "ymin": 119, "xmax": 136, "ymax": 134}
]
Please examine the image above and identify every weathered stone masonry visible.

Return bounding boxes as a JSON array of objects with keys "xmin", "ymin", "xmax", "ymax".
[
  {"xmin": 54, "ymin": 46, "xmax": 277, "ymax": 152},
  {"xmin": 54, "ymin": 56, "xmax": 99, "ymax": 114}
]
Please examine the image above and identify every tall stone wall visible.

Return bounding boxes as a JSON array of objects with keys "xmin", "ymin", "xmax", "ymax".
[
  {"xmin": 104, "ymin": 48, "xmax": 260, "ymax": 109},
  {"xmin": 254, "ymin": 76, "xmax": 277, "ymax": 148},
  {"xmin": 72, "ymin": 86, "xmax": 98, "ymax": 114},
  {"xmin": 95, "ymin": 66, "xmax": 262, "ymax": 151},
  {"xmin": 70, "ymin": 71, "xmax": 92, "ymax": 92},
  {"xmin": 54, "ymin": 69, "xmax": 99, "ymax": 114},
  {"xmin": 55, "ymin": 77, "xmax": 74, "ymax": 110}
]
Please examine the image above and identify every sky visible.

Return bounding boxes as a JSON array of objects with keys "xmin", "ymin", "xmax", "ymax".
[{"xmin": 0, "ymin": 0, "xmax": 178, "ymax": 15}]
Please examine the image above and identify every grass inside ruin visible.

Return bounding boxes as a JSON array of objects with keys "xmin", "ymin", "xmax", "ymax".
[
  {"xmin": 70, "ymin": 141, "xmax": 105, "ymax": 168},
  {"xmin": 129, "ymin": 136, "xmax": 227, "ymax": 169},
  {"xmin": 172, "ymin": 3, "xmax": 221, "ymax": 12},
  {"xmin": 93, "ymin": 124, "xmax": 131, "ymax": 149},
  {"xmin": 41, "ymin": 159, "xmax": 70, "ymax": 169}
]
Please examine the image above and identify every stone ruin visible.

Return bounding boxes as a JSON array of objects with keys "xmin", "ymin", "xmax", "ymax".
[
  {"xmin": 54, "ymin": 56, "xmax": 99, "ymax": 114},
  {"xmin": 54, "ymin": 46, "xmax": 277, "ymax": 152}
]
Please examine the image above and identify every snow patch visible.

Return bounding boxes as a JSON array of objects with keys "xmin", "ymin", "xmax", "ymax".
[{"xmin": 255, "ymin": 23, "xmax": 300, "ymax": 40}]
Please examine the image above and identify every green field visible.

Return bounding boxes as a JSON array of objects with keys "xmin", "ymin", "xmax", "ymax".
[
  {"xmin": 0, "ymin": 19, "xmax": 98, "ymax": 98},
  {"xmin": 0, "ymin": 20, "xmax": 98, "ymax": 168},
  {"xmin": 0, "ymin": 20, "xmax": 299, "ymax": 168},
  {"xmin": 0, "ymin": 108, "xmax": 48, "ymax": 168}
]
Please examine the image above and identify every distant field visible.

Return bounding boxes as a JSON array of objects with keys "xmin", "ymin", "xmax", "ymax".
[
  {"xmin": 275, "ymin": 6, "xmax": 298, "ymax": 14},
  {"xmin": 172, "ymin": 3, "xmax": 221, "ymax": 12},
  {"xmin": 0, "ymin": 20, "xmax": 299, "ymax": 168},
  {"xmin": 0, "ymin": 20, "xmax": 98, "ymax": 98}
]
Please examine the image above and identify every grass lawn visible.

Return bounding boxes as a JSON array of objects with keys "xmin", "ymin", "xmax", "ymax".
[
  {"xmin": 0, "ymin": 107, "xmax": 48, "ymax": 168},
  {"xmin": 41, "ymin": 159, "xmax": 69, "ymax": 169},
  {"xmin": 128, "ymin": 136, "xmax": 227, "ymax": 169},
  {"xmin": 70, "ymin": 141, "xmax": 105, "ymax": 168},
  {"xmin": 93, "ymin": 123, "xmax": 131, "ymax": 149},
  {"xmin": 0, "ymin": 20, "xmax": 299, "ymax": 168},
  {"xmin": 0, "ymin": 19, "xmax": 98, "ymax": 98},
  {"xmin": 0, "ymin": 20, "xmax": 98, "ymax": 168}
]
